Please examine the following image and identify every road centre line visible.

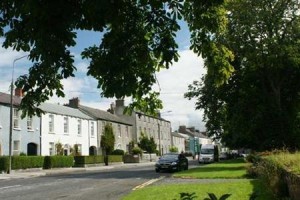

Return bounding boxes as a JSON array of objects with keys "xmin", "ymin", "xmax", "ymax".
[
  {"xmin": 0, "ymin": 185, "xmax": 22, "ymax": 190},
  {"xmin": 132, "ymin": 176, "xmax": 165, "ymax": 190}
]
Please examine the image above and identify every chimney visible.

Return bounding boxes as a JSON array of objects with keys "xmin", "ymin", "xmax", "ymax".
[
  {"xmin": 116, "ymin": 99, "xmax": 124, "ymax": 107},
  {"xmin": 179, "ymin": 125, "xmax": 186, "ymax": 133},
  {"xmin": 15, "ymin": 88, "xmax": 24, "ymax": 97},
  {"xmin": 69, "ymin": 97, "xmax": 80, "ymax": 108},
  {"xmin": 188, "ymin": 127, "xmax": 195, "ymax": 132}
]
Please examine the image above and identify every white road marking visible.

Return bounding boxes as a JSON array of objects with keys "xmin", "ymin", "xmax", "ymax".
[
  {"xmin": 0, "ymin": 185, "xmax": 22, "ymax": 190},
  {"xmin": 132, "ymin": 176, "xmax": 165, "ymax": 190}
]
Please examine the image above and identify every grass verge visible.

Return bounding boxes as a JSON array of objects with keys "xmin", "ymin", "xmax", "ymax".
[
  {"xmin": 122, "ymin": 179, "xmax": 274, "ymax": 200},
  {"xmin": 174, "ymin": 158, "xmax": 250, "ymax": 179}
]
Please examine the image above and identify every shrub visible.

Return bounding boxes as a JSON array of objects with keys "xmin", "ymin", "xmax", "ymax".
[
  {"xmin": 108, "ymin": 155, "xmax": 123, "ymax": 163},
  {"xmin": 74, "ymin": 155, "xmax": 104, "ymax": 166},
  {"xmin": 0, "ymin": 156, "xmax": 9, "ymax": 173},
  {"xmin": 12, "ymin": 156, "xmax": 44, "ymax": 170},
  {"xmin": 132, "ymin": 147, "xmax": 143, "ymax": 155},
  {"xmin": 169, "ymin": 146, "xmax": 178, "ymax": 153},
  {"xmin": 43, "ymin": 156, "xmax": 74, "ymax": 169},
  {"xmin": 254, "ymin": 158, "xmax": 289, "ymax": 198},
  {"xmin": 111, "ymin": 149, "xmax": 125, "ymax": 155}
]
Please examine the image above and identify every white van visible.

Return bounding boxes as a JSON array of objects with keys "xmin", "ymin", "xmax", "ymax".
[{"xmin": 199, "ymin": 144, "xmax": 215, "ymax": 163}]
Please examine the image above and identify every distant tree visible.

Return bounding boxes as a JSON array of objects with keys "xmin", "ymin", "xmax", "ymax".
[
  {"xmin": 101, "ymin": 124, "xmax": 115, "ymax": 156},
  {"xmin": 169, "ymin": 146, "xmax": 179, "ymax": 153},
  {"xmin": 138, "ymin": 133, "xmax": 157, "ymax": 154},
  {"xmin": 55, "ymin": 142, "xmax": 63, "ymax": 156}
]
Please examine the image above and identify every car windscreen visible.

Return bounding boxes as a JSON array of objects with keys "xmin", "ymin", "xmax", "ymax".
[
  {"xmin": 200, "ymin": 149, "xmax": 214, "ymax": 154},
  {"xmin": 161, "ymin": 154, "xmax": 178, "ymax": 159}
]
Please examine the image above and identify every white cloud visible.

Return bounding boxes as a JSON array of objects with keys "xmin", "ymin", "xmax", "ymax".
[
  {"xmin": 155, "ymin": 49, "xmax": 206, "ymax": 131},
  {"xmin": 0, "ymin": 41, "xmax": 207, "ymax": 132}
]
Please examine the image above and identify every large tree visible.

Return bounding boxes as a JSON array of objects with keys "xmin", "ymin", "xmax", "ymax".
[
  {"xmin": 0, "ymin": 0, "xmax": 225, "ymax": 117},
  {"xmin": 185, "ymin": 0, "xmax": 300, "ymax": 150}
]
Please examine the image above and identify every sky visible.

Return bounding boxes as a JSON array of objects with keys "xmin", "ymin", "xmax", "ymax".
[{"xmin": 0, "ymin": 22, "xmax": 207, "ymax": 132}]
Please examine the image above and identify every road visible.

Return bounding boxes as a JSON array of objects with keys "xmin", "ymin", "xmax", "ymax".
[
  {"xmin": 0, "ymin": 165, "xmax": 165, "ymax": 200},
  {"xmin": 0, "ymin": 160, "xmax": 199, "ymax": 200}
]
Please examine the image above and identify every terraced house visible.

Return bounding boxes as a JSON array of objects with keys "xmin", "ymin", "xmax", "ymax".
[
  {"xmin": 38, "ymin": 102, "xmax": 97, "ymax": 156},
  {"xmin": 0, "ymin": 90, "xmax": 41, "ymax": 156}
]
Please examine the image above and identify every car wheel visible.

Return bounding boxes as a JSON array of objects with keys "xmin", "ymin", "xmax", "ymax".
[{"xmin": 155, "ymin": 168, "xmax": 160, "ymax": 173}]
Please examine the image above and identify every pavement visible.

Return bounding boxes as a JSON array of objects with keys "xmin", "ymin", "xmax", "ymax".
[{"xmin": 0, "ymin": 162, "xmax": 156, "ymax": 180}]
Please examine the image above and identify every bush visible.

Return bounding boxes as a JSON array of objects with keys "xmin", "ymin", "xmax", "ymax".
[
  {"xmin": 132, "ymin": 147, "xmax": 143, "ymax": 155},
  {"xmin": 0, "ymin": 156, "xmax": 9, "ymax": 173},
  {"xmin": 254, "ymin": 158, "xmax": 289, "ymax": 198},
  {"xmin": 111, "ymin": 149, "xmax": 125, "ymax": 155},
  {"xmin": 12, "ymin": 156, "xmax": 44, "ymax": 170},
  {"xmin": 43, "ymin": 156, "xmax": 74, "ymax": 169},
  {"xmin": 169, "ymin": 146, "xmax": 178, "ymax": 153},
  {"xmin": 74, "ymin": 155, "xmax": 104, "ymax": 166},
  {"xmin": 108, "ymin": 155, "xmax": 123, "ymax": 163}
]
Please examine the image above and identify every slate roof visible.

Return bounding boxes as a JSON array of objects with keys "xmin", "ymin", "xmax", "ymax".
[
  {"xmin": 0, "ymin": 92, "xmax": 21, "ymax": 106},
  {"xmin": 39, "ymin": 103, "xmax": 93, "ymax": 120},
  {"xmin": 79, "ymin": 105, "xmax": 132, "ymax": 126}
]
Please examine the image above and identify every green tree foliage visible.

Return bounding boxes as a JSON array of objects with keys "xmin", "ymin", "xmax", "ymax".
[
  {"xmin": 138, "ymin": 133, "xmax": 157, "ymax": 154},
  {"xmin": 0, "ymin": 1, "xmax": 227, "ymax": 118},
  {"xmin": 185, "ymin": 0, "xmax": 300, "ymax": 151},
  {"xmin": 101, "ymin": 124, "xmax": 115, "ymax": 155},
  {"xmin": 169, "ymin": 146, "xmax": 179, "ymax": 153}
]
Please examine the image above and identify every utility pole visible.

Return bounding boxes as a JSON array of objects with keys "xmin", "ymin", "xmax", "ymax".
[{"xmin": 8, "ymin": 55, "xmax": 28, "ymax": 174}]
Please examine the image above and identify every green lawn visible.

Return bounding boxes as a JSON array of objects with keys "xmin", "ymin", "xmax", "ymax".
[
  {"xmin": 174, "ymin": 158, "xmax": 250, "ymax": 179},
  {"xmin": 122, "ymin": 159, "xmax": 275, "ymax": 200},
  {"xmin": 122, "ymin": 180, "xmax": 274, "ymax": 200}
]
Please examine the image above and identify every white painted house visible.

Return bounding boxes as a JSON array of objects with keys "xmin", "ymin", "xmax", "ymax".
[
  {"xmin": 171, "ymin": 131, "xmax": 189, "ymax": 153},
  {"xmin": 0, "ymin": 91, "xmax": 41, "ymax": 156},
  {"xmin": 39, "ymin": 103, "xmax": 98, "ymax": 156}
]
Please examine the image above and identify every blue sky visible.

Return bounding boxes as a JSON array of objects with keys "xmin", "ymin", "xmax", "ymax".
[{"xmin": 0, "ymin": 22, "xmax": 206, "ymax": 132}]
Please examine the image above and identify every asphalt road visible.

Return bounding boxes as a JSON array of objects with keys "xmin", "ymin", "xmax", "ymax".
[
  {"xmin": 0, "ymin": 164, "xmax": 167, "ymax": 200},
  {"xmin": 0, "ymin": 160, "xmax": 199, "ymax": 200}
]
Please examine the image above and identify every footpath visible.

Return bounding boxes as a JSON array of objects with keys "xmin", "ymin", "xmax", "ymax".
[{"xmin": 0, "ymin": 162, "xmax": 155, "ymax": 180}]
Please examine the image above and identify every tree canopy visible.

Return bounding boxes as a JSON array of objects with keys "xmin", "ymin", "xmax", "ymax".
[
  {"xmin": 0, "ymin": 0, "xmax": 225, "ymax": 117},
  {"xmin": 185, "ymin": 0, "xmax": 300, "ymax": 150},
  {"xmin": 2, "ymin": 0, "xmax": 300, "ymax": 150}
]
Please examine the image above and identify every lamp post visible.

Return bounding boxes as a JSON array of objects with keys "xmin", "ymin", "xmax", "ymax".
[{"xmin": 8, "ymin": 55, "xmax": 28, "ymax": 174}]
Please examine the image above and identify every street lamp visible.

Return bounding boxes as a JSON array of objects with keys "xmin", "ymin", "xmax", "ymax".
[{"xmin": 8, "ymin": 55, "xmax": 28, "ymax": 174}]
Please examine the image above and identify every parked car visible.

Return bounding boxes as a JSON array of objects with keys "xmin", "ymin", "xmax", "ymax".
[{"xmin": 155, "ymin": 153, "xmax": 189, "ymax": 172}]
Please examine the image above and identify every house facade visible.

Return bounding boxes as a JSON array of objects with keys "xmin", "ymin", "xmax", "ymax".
[
  {"xmin": 171, "ymin": 131, "xmax": 189, "ymax": 153},
  {"xmin": 39, "ymin": 103, "xmax": 97, "ymax": 156},
  {"xmin": 113, "ymin": 99, "xmax": 172, "ymax": 155},
  {"xmin": 0, "ymin": 91, "xmax": 41, "ymax": 156},
  {"xmin": 67, "ymin": 98, "xmax": 133, "ymax": 154}
]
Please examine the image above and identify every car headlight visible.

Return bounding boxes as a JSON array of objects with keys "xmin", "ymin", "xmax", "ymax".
[{"xmin": 171, "ymin": 162, "xmax": 177, "ymax": 165}]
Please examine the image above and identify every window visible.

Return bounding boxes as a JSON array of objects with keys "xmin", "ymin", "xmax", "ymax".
[
  {"xmin": 118, "ymin": 124, "xmax": 121, "ymax": 137},
  {"xmin": 126, "ymin": 126, "xmax": 129, "ymax": 137},
  {"xmin": 13, "ymin": 108, "xmax": 19, "ymax": 128},
  {"xmin": 27, "ymin": 116, "xmax": 33, "ymax": 130},
  {"xmin": 91, "ymin": 121, "xmax": 95, "ymax": 137},
  {"xmin": 77, "ymin": 119, "xmax": 82, "ymax": 135},
  {"xmin": 13, "ymin": 140, "xmax": 20, "ymax": 155},
  {"xmin": 49, "ymin": 114, "xmax": 54, "ymax": 133},
  {"xmin": 64, "ymin": 117, "xmax": 69, "ymax": 134},
  {"xmin": 102, "ymin": 121, "xmax": 106, "ymax": 133},
  {"xmin": 49, "ymin": 142, "xmax": 54, "ymax": 155},
  {"xmin": 77, "ymin": 144, "xmax": 82, "ymax": 155}
]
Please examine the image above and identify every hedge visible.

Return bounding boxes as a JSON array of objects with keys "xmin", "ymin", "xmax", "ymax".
[
  {"xmin": 74, "ymin": 155, "xmax": 104, "ymax": 166},
  {"xmin": 12, "ymin": 156, "xmax": 44, "ymax": 170},
  {"xmin": 0, "ymin": 156, "xmax": 9, "ymax": 173},
  {"xmin": 43, "ymin": 156, "xmax": 74, "ymax": 169},
  {"xmin": 108, "ymin": 155, "xmax": 123, "ymax": 163}
]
